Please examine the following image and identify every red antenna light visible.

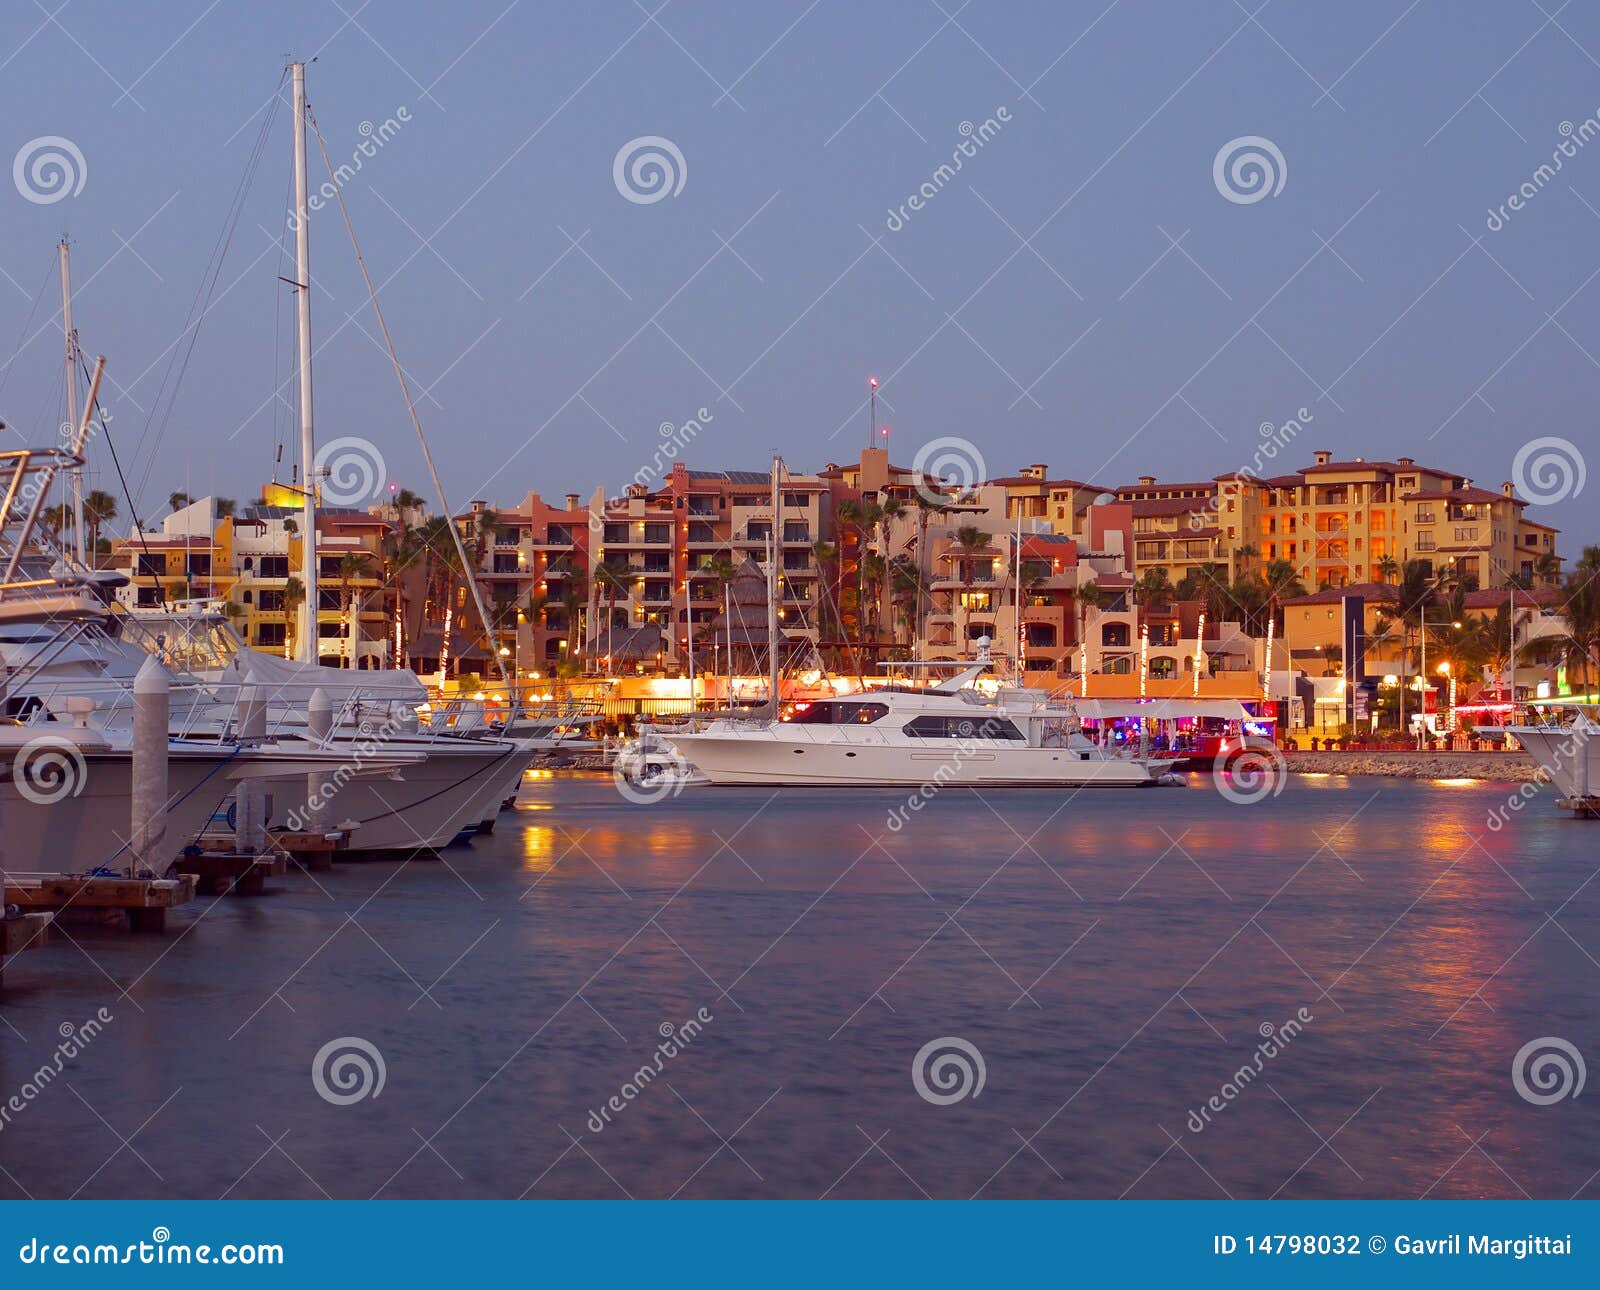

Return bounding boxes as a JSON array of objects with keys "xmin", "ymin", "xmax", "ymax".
[
  {"xmin": 868, "ymin": 377, "xmax": 878, "ymax": 389},
  {"xmin": 879, "ymin": 425, "xmax": 890, "ymax": 437}
]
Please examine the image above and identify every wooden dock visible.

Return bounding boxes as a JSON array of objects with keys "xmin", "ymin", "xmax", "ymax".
[
  {"xmin": 174, "ymin": 850, "xmax": 287, "ymax": 896},
  {"xmin": 268, "ymin": 828, "xmax": 349, "ymax": 870},
  {"xmin": 1556, "ymin": 796, "xmax": 1600, "ymax": 818},
  {"xmin": 3, "ymin": 874, "xmax": 197, "ymax": 932},
  {"xmin": 0, "ymin": 911, "xmax": 53, "ymax": 993}
]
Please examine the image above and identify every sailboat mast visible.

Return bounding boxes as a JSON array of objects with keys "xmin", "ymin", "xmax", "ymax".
[
  {"xmin": 769, "ymin": 456, "xmax": 781, "ymax": 712},
  {"xmin": 291, "ymin": 61, "xmax": 319, "ymax": 665},
  {"xmin": 60, "ymin": 238, "xmax": 84, "ymax": 565}
]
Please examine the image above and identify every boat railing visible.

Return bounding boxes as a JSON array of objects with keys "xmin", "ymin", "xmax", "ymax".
[{"xmin": 8, "ymin": 672, "xmax": 426, "ymax": 745}]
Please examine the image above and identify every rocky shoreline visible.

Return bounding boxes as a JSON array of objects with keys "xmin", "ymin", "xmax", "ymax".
[{"xmin": 1286, "ymin": 751, "xmax": 1543, "ymax": 782}]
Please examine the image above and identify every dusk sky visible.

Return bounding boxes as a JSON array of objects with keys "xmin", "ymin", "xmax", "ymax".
[{"xmin": 3, "ymin": 1, "xmax": 1597, "ymax": 539}]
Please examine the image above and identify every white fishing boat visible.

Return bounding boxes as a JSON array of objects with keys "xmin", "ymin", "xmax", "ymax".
[{"xmin": 1498, "ymin": 710, "xmax": 1599, "ymax": 803}]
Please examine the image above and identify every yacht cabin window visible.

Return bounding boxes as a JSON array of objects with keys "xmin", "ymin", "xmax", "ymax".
[
  {"xmin": 902, "ymin": 715, "xmax": 1026, "ymax": 740},
  {"xmin": 784, "ymin": 701, "xmax": 889, "ymax": 725}
]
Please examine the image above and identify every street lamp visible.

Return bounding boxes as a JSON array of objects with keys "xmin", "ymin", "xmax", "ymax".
[{"xmin": 1417, "ymin": 614, "xmax": 1461, "ymax": 746}]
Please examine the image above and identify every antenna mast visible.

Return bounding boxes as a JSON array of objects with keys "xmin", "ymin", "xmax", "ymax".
[
  {"xmin": 291, "ymin": 61, "xmax": 319, "ymax": 664},
  {"xmin": 60, "ymin": 238, "xmax": 85, "ymax": 564}
]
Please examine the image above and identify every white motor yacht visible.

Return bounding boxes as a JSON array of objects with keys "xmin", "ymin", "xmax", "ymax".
[{"xmin": 661, "ymin": 663, "xmax": 1167, "ymax": 788}]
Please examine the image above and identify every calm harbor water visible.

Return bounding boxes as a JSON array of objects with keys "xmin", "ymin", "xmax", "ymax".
[{"xmin": 1, "ymin": 771, "xmax": 1596, "ymax": 1200}]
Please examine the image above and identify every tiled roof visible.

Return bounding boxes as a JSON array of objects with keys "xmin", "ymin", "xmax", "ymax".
[
  {"xmin": 1281, "ymin": 581, "xmax": 1400, "ymax": 606},
  {"xmin": 1461, "ymin": 587, "xmax": 1559, "ymax": 609},
  {"xmin": 1402, "ymin": 486, "xmax": 1514, "ymax": 505}
]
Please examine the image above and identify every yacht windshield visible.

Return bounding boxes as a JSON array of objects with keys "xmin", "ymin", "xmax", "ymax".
[
  {"xmin": 784, "ymin": 701, "xmax": 890, "ymax": 725},
  {"xmin": 113, "ymin": 612, "xmax": 245, "ymax": 672}
]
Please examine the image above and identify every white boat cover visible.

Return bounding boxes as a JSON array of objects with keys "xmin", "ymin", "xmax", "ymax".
[
  {"xmin": 1074, "ymin": 698, "xmax": 1260, "ymax": 721},
  {"xmin": 220, "ymin": 649, "xmax": 428, "ymax": 702}
]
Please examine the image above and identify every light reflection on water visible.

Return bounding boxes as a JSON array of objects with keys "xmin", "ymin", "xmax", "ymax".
[{"xmin": 0, "ymin": 771, "xmax": 1594, "ymax": 1199}]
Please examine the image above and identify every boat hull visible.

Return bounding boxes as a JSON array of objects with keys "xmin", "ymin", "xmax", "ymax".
[
  {"xmin": 2, "ymin": 752, "xmax": 242, "ymax": 876},
  {"xmin": 661, "ymin": 733, "xmax": 1161, "ymax": 786},
  {"xmin": 1502, "ymin": 724, "xmax": 1596, "ymax": 800},
  {"xmin": 264, "ymin": 742, "xmax": 517, "ymax": 852}
]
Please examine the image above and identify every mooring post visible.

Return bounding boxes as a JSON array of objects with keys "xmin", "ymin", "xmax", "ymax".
[
  {"xmin": 234, "ymin": 684, "xmax": 268, "ymax": 855},
  {"xmin": 305, "ymin": 687, "xmax": 334, "ymax": 832},
  {"xmin": 131, "ymin": 656, "xmax": 171, "ymax": 877}
]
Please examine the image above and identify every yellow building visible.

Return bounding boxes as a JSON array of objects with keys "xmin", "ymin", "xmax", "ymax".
[{"xmin": 1117, "ymin": 452, "xmax": 1562, "ymax": 591}]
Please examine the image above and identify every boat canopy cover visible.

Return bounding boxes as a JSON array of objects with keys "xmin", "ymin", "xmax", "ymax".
[
  {"xmin": 222, "ymin": 648, "xmax": 429, "ymax": 702},
  {"xmin": 1075, "ymin": 698, "xmax": 1260, "ymax": 721}
]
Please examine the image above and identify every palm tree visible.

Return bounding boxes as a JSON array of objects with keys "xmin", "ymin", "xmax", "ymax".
[
  {"xmin": 1559, "ymin": 546, "xmax": 1600, "ymax": 696},
  {"xmin": 593, "ymin": 557, "xmax": 633, "ymax": 675},
  {"xmin": 1136, "ymin": 566, "xmax": 1173, "ymax": 607},
  {"xmin": 168, "ymin": 491, "xmax": 191, "ymax": 514},
  {"xmin": 1074, "ymin": 580, "xmax": 1107, "ymax": 674},
  {"xmin": 953, "ymin": 525, "xmax": 990, "ymax": 584},
  {"xmin": 1376, "ymin": 555, "xmax": 1399, "ymax": 584},
  {"xmin": 82, "ymin": 489, "xmax": 118, "ymax": 552},
  {"xmin": 873, "ymin": 497, "xmax": 905, "ymax": 637},
  {"xmin": 214, "ymin": 497, "xmax": 237, "ymax": 520},
  {"xmin": 336, "ymin": 551, "xmax": 375, "ymax": 667},
  {"xmin": 416, "ymin": 515, "xmax": 468, "ymax": 677},
  {"xmin": 909, "ymin": 494, "xmax": 948, "ymax": 648},
  {"xmin": 282, "ymin": 576, "xmax": 305, "ymax": 661}
]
